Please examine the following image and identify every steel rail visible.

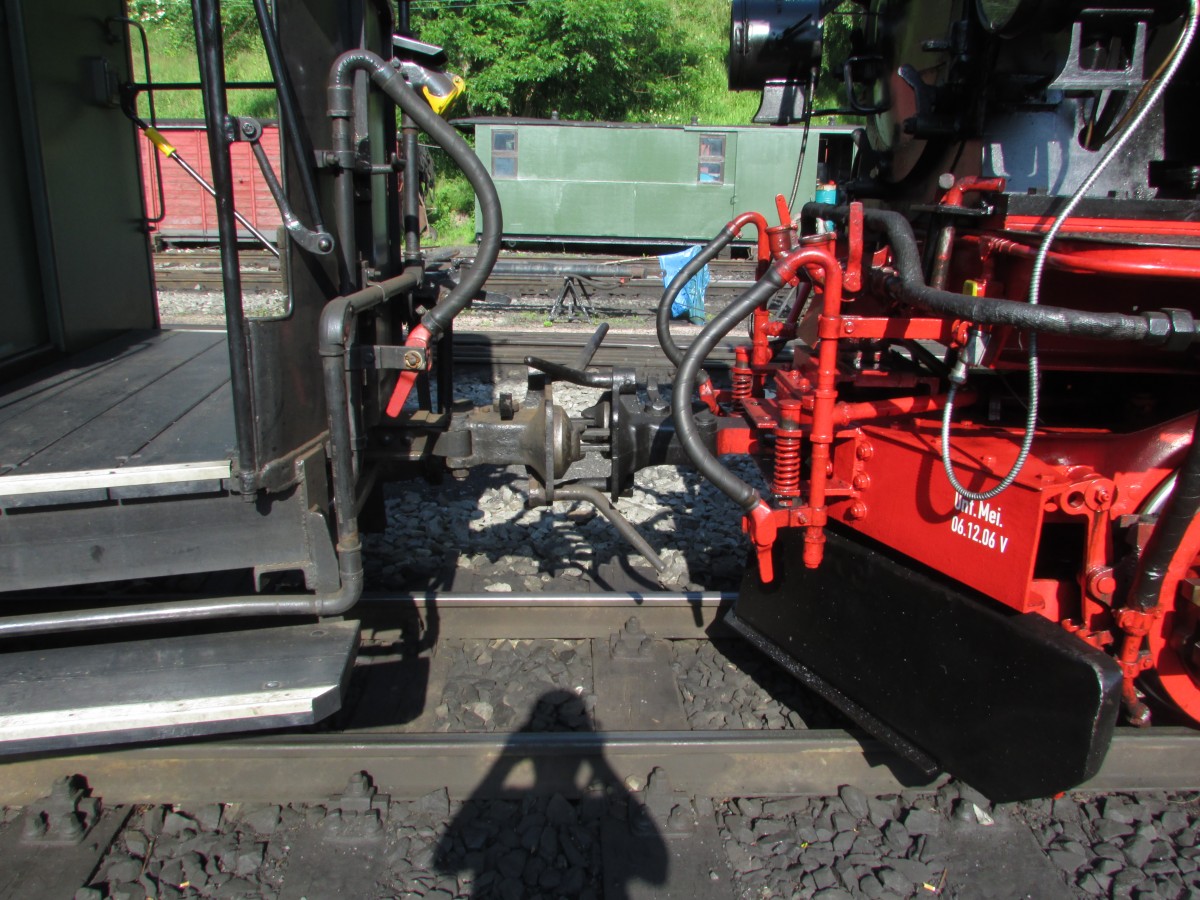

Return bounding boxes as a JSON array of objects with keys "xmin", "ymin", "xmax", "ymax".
[
  {"xmin": 0, "ymin": 729, "xmax": 1194, "ymax": 806},
  {"xmin": 361, "ymin": 591, "xmax": 738, "ymax": 640}
]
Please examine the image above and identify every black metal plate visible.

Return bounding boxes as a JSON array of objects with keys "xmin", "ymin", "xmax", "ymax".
[{"xmin": 732, "ymin": 527, "xmax": 1122, "ymax": 802}]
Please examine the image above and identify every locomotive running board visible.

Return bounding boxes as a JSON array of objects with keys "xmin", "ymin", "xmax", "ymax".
[
  {"xmin": 729, "ymin": 527, "xmax": 1122, "ymax": 802},
  {"xmin": 0, "ymin": 621, "xmax": 358, "ymax": 755}
]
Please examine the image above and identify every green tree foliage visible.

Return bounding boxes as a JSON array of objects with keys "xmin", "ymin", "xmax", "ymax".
[
  {"xmin": 128, "ymin": 0, "xmax": 264, "ymax": 53},
  {"xmin": 414, "ymin": 0, "xmax": 705, "ymax": 121}
]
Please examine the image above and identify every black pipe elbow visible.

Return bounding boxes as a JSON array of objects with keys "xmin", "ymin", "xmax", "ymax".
[
  {"xmin": 657, "ymin": 227, "xmax": 735, "ymax": 368},
  {"xmin": 328, "ymin": 51, "xmax": 502, "ymax": 342}
]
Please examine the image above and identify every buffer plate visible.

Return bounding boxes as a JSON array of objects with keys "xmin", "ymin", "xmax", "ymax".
[{"xmin": 732, "ymin": 527, "xmax": 1122, "ymax": 801}]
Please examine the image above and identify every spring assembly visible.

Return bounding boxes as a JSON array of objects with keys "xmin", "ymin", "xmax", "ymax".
[
  {"xmin": 773, "ymin": 399, "xmax": 803, "ymax": 498},
  {"xmin": 732, "ymin": 346, "xmax": 753, "ymax": 410}
]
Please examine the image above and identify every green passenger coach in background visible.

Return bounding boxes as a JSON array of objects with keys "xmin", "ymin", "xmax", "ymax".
[{"xmin": 458, "ymin": 118, "xmax": 855, "ymax": 248}]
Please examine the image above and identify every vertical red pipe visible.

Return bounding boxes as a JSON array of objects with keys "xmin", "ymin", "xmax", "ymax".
[{"xmin": 776, "ymin": 243, "xmax": 845, "ymax": 568}]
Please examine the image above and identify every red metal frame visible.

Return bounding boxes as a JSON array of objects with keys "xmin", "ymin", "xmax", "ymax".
[{"xmin": 708, "ymin": 196, "xmax": 1200, "ymax": 725}]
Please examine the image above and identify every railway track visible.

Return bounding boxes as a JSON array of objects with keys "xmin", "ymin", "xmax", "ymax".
[
  {"xmin": 1, "ymin": 593, "xmax": 1197, "ymax": 899},
  {"xmin": 151, "ymin": 251, "xmax": 758, "ymax": 309},
  {"xmin": 2, "ymin": 594, "xmax": 1197, "ymax": 806},
  {"xmin": 10, "ymin": 326, "xmax": 1198, "ymax": 900}
]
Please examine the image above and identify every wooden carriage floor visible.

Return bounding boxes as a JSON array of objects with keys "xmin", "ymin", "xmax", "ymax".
[{"xmin": 0, "ymin": 329, "xmax": 235, "ymax": 507}]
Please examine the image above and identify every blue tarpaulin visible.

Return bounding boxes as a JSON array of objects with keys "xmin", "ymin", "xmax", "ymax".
[{"xmin": 659, "ymin": 246, "xmax": 710, "ymax": 325}]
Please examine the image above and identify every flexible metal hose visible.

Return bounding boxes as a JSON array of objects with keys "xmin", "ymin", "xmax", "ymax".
[{"xmin": 941, "ymin": 0, "xmax": 1199, "ymax": 501}]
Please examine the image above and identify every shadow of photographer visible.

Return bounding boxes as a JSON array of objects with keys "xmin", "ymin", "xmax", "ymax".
[{"xmin": 434, "ymin": 689, "xmax": 668, "ymax": 898}]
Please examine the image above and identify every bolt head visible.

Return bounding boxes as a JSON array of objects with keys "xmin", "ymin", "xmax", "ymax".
[{"xmin": 403, "ymin": 350, "xmax": 423, "ymax": 369}]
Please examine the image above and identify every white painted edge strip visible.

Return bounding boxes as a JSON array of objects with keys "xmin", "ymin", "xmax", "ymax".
[
  {"xmin": 1, "ymin": 687, "xmax": 329, "ymax": 741},
  {"xmin": 0, "ymin": 460, "xmax": 232, "ymax": 497}
]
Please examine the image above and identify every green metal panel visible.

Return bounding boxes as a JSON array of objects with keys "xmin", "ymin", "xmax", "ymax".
[
  {"xmin": 473, "ymin": 121, "xmax": 851, "ymax": 245},
  {"xmin": 16, "ymin": 0, "xmax": 156, "ymax": 355},
  {"xmin": 732, "ymin": 126, "xmax": 825, "ymax": 222},
  {"xmin": 479, "ymin": 123, "xmax": 743, "ymax": 242}
]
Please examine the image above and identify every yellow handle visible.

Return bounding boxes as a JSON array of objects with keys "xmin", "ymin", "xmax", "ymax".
[
  {"xmin": 422, "ymin": 74, "xmax": 465, "ymax": 117},
  {"xmin": 144, "ymin": 126, "xmax": 176, "ymax": 158}
]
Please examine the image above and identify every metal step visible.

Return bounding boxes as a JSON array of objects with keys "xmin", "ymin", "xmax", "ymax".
[{"xmin": 0, "ymin": 620, "xmax": 359, "ymax": 754}]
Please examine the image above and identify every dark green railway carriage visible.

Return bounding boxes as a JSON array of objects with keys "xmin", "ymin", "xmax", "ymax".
[{"xmin": 462, "ymin": 118, "xmax": 855, "ymax": 247}]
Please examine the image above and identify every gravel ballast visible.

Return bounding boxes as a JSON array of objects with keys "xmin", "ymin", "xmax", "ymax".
[{"xmin": 36, "ymin": 787, "xmax": 1200, "ymax": 898}]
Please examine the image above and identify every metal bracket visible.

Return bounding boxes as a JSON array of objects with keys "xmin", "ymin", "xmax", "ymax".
[
  {"xmin": 1049, "ymin": 19, "xmax": 1147, "ymax": 91},
  {"xmin": 549, "ymin": 275, "xmax": 596, "ymax": 322},
  {"xmin": 350, "ymin": 344, "xmax": 428, "ymax": 371},
  {"xmin": 233, "ymin": 116, "xmax": 334, "ymax": 255},
  {"xmin": 842, "ymin": 54, "xmax": 888, "ymax": 114}
]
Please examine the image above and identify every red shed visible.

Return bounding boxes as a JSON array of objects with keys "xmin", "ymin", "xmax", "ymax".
[{"xmin": 140, "ymin": 121, "xmax": 283, "ymax": 245}]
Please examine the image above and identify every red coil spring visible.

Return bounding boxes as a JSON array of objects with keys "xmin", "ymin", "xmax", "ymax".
[
  {"xmin": 732, "ymin": 369, "xmax": 753, "ymax": 409},
  {"xmin": 773, "ymin": 432, "xmax": 801, "ymax": 497},
  {"xmin": 732, "ymin": 347, "xmax": 752, "ymax": 410}
]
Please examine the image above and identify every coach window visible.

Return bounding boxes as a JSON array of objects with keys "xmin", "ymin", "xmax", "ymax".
[
  {"xmin": 492, "ymin": 130, "xmax": 518, "ymax": 178},
  {"xmin": 698, "ymin": 134, "xmax": 725, "ymax": 184}
]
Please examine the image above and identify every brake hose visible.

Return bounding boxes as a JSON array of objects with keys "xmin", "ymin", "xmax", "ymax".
[
  {"xmin": 940, "ymin": 0, "xmax": 1199, "ymax": 502},
  {"xmin": 657, "ymin": 228, "xmax": 735, "ymax": 369},
  {"xmin": 673, "ymin": 271, "xmax": 787, "ymax": 510}
]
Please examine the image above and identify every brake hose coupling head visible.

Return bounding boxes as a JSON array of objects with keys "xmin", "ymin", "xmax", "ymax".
[
  {"xmin": 396, "ymin": 61, "xmax": 465, "ymax": 116},
  {"xmin": 743, "ymin": 501, "xmax": 779, "ymax": 583}
]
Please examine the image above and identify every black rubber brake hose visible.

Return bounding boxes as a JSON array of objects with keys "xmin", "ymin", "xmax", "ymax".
[
  {"xmin": 802, "ymin": 204, "xmax": 1195, "ymax": 345},
  {"xmin": 673, "ymin": 270, "xmax": 787, "ymax": 511},
  {"xmin": 1130, "ymin": 413, "xmax": 1200, "ymax": 612},
  {"xmin": 331, "ymin": 51, "xmax": 502, "ymax": 342},
  {"xmin": 657, "ymin": 227, "xmax": 735, "ymax": 367}
]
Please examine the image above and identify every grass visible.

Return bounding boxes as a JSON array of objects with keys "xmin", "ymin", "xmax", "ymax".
[
  {"xmin": 426, "ymin": 160, "xmax": 478, "ymax": 247},
  {"xmin": 132, "ymin": 32, "xmax": 276, "ymax": 120}
]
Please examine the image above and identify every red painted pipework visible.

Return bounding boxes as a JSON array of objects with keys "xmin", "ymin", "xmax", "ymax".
[
  {"xmin": 775, "ymin": 193, "xmax": 792, "ymax": 226},
  {"xmin": 775, "ymin": 242, "xmax": 845, "ymax": 568},
  {"xmin": 728, "ymin": 211, "xmax": 772, "ymax": 276},
  {"xmin": 384, "ymin": 323, "xmax": 432, "ymax": 417},
  {"xmin": 931, "ymin": 177, "xmax": 1006, "ymax": 291},
  {"xmin": 845, "ymin": 202, "xmax": 864, "ymax": 292},
  {"xmin": 833, "ymin": 390, "xmax": 974, "ymax": 426},
  {"xmin": 941, "ymin": 176, "xmax": 1007, "ymax": 209},
  {"xmin": 976, "ymin": 234, "xmax": 1200, "ymax": 280}
]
